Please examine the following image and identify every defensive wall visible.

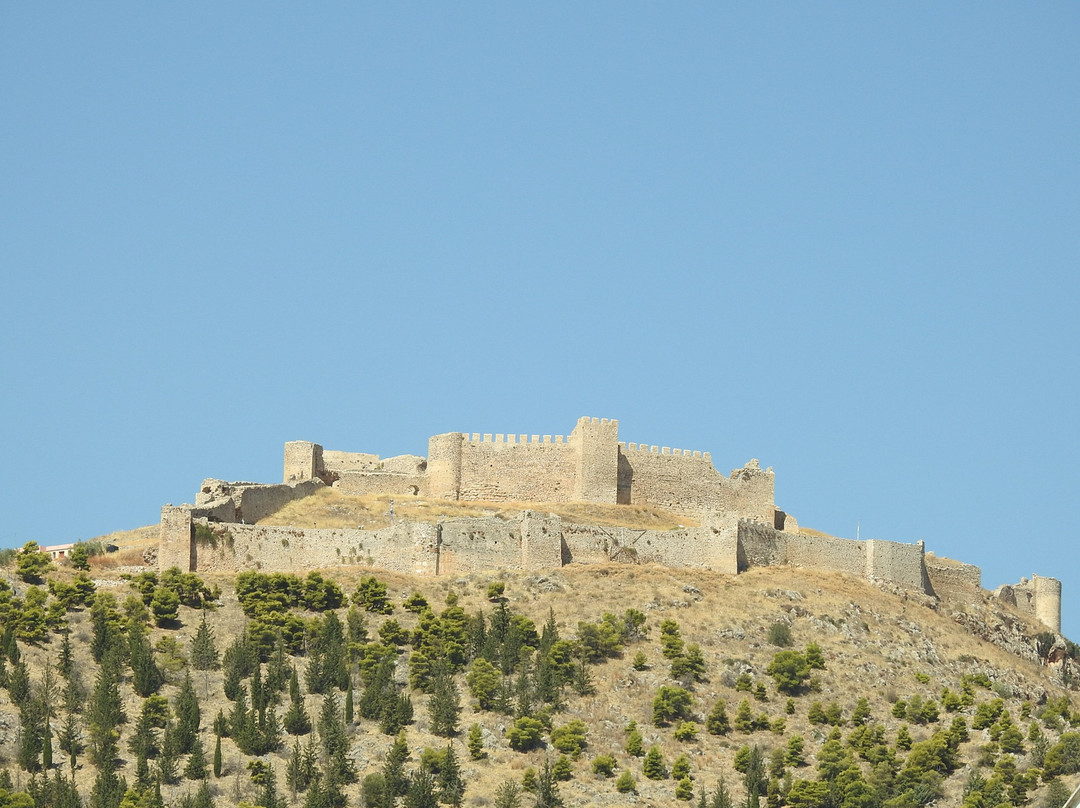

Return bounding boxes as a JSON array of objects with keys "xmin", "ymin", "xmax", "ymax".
[
  {"xmin": 284, "ymin": 417, "xmax": 775, "ymax": 524},
  {"xmin": 159, "ymin": 416, "xmax": 1063, "ymax": 633}
]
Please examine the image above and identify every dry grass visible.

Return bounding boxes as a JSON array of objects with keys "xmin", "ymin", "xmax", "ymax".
[{"xmin": 257, "ymin": 487, "xmax": 695, "ymax": 531}]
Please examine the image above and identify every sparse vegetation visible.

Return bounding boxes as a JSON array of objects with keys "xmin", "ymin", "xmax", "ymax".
[{"xmin": 0, "ymin": 534, "xmax": 1072, "ymax": 807}]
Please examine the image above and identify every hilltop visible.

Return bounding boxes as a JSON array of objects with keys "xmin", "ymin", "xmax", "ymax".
[{"xmin": 0, "ymin": 520, "xmax": 1078, "ymax": 808}]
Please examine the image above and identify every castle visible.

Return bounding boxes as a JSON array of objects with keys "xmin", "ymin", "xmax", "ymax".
[{"xmin": 158, "ymin": 416, "xmax": 1063, "ymax": 634}]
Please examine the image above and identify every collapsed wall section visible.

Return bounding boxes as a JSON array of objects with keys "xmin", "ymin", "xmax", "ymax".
[
  {"xmin": 197, "ymin": 479, "xmax": 324, "ymax": 524},
  {"xmin": 620, "ymin": 446, "xmax": 775, "ymax": 522}
]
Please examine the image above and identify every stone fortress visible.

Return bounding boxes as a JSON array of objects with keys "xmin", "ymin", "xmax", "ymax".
[{"xmin": 158, "ymin": 416, "xmax": 1063, "ymax": 634}]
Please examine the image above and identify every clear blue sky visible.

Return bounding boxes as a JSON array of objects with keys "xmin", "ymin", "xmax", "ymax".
[{"xmin": 3, "ymin": 5, "xmax": 1078, "ymax": 636}]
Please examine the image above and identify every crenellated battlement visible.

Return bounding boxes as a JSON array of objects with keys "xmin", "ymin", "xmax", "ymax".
[
  {"xmin": 620, "ymin": 442, "xmax": 711, "ymax": 461},
  {"xmin": 466, "ymin": 433, "xmax": 569, "ymax": 445}
]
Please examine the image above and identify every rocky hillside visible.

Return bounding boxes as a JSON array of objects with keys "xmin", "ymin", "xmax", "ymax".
[{"xmin": 0, "ymin": 540, "xmax": 1077, "ymax": 808}]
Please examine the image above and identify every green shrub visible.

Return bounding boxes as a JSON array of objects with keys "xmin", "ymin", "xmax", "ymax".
[
  {"xmin": 615, "ymin": 770, "xmax": 636, "ymax": 793},
  {"xmin": 767, "ymin": 621, "xmax": 793, "ymax": 647},
  {"xmin": 591, "ymin": 754, "xmax": 617, "ymax": 777},
  {"xmin": 552, "ymin": 754, "xmax": 573, "ymax": 781},
  {"xmin": 507, "ymin": 717, "xmax": 545, "ymax": 752},
  {"xmin": 653, "ymin": 686, "xmax": 693, "ymax": 727},
  {"xmin": 550, "ymin": 719, "xmax": 588, "ymax": 758},
  {"xmin": 674, "ymin": 722, "xmax": 698, "ymax": 742},
  {"xmin": 675, "ymin": 775, "xmax": 694, "ymax": 800}
]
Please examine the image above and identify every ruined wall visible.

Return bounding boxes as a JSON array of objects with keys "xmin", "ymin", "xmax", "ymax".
[
  {"xmin": 436, "ymin": 512, "xmax": 564, "ymax": 574},
  {"xmin": 739, "ymin": 521, "xmax": 867, "ymax": 579},
  {"xmin": 321, "ymin": 450, "xmax": 384, "ymax": 473},
  {"xmin": 617, "ymin": 445, "xmax": 775, "ymax": 522},
  {"xmin": 284, "ymin": 441, "xmax": 321, "ymax": 482},
  {"xmin": 996, "ymin": 575, "xmax": 1062, "ymax": 634},
  {"xmin": 736, "ymin": 522, "xmax": 931, "ymax": 594},
  {"xmin": 561, "ymin": 522, "xmax": 739, "ymax": 572},
  {"xmin": 456, "ymin": 434, "xmax": 577, "ymax": 502},
  {"xmin": 334, "ymin": 472, "xmax": 425, "ymax": 498},
  {"xmin": 925, "ymin": 553, "xmax": 982, "ymax": 602},
  {"xmin": 865, "ymin": 539, "xmax": 928, "ymax": 591},
  {"xmin": 196, "ymin": 479, "xmax": 324, "ymax": 525},
  {"xmin": 191, "ymin": 521, "xmax": 437, "ymax": 575},
  {"xmin": 159, "ymin": 506, "xmax": 194, "ymax": 571},
  {"xmin": 237, "ymin": 480, "xmax": 324, "ymax": 523}
]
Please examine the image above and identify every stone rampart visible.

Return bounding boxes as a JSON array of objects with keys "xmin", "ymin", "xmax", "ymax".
[
  {"xmin": 191, "ymin": 521, "xmax": 436, "ymax": 575},
  {"xmin": 456, "ymin": 434, "xmax": 577, "ymax": 502},
  {"xmin": 866, "ymin": 539, "xmax": 929, "ymax": 591},
  {"xmin": 335, "ymin": 472, "xmax": 426, "ymax": 497},
  {"xmin": 558, "ymin": 522, "xmax": 739, "ymax": 572},
  {"xmin": 925, "ymin": 553, "xmax": 982, "ymax": 601},
  {"xmin": 738, "ymin": 521, "xmax": 866, "ymax": 579}
]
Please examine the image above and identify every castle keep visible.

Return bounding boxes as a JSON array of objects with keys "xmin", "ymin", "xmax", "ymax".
[{"xmin": 158, "ymin": 416, "xmax": 1063, "ymax": 633}]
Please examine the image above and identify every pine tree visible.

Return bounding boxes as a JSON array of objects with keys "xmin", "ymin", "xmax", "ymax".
[
  {"xmin": 533, "ymin": 758, "xmax": 564, "ymax": 808},
  {"xmin": 156, "ymin": 721, "xmax": 181, "ymax": 785},
  {"xmin": 404, "ymin": 767, "xmax": 438, "ymax": 808},
  {"xmin": 643, "ymin": 746, "xmax": 667, "ymax": 780},
  {"xmin": 174, "ymin": 670, "xmax": 201, "ymax": 754},
  {"xmin": 190, "ymin": 613, "xmax": 219, "ymax": 674},
  {"xmin": 8, "ymin": 660, "xmax": 31, "ymax": 708},
  {"xmin": 57, "ymin": 630, "xmax": 75, "ymax": 681},
  {"xmin": 129, "ymin": 623, "xmax": 164, "ymax": 698},
  {"xmin": 493, "ymin": 780, "xmax": 522, "ymax": 808},
  {"xmin": 467, "ymin": 723, "xmax": 485, "ymax": 760},
  {"xmin": 709, "ymin": 775, "xmax": 734, "ymax": 808},
  {"xmin": 676, "ymin": 776, "xmax": 694, "ymax": 801},
  {"xmin": 284, "ymin": 668, "xmax": 312, "ymax": 736},
  {"xmin": 344, "ymin": 679, "xmax": 354, "ymax": 725},
  {"xmin": 429, "ymin": 664, "xmax": 461, "ymax": 738},
  {"xmin": 193, "ymin": 780, "xmax": 216, "ymax": 808},
  {"xmin": 266, "ymin": 635, "xmax": 292, "ymax": 695},
  {"xmin": 184, "ymin": 735, "xmax": 209, "ymax": 780},
  {"xmin": 438, "ymin": 744, "xmax": 465, "ymax": 807},
  {"xmin": 706, "ymin": 700, "xmax": 731, "ymax": 735},
  {"xmin": 383, "ymin": 731, "xmax": 410, "ymax": 799},
  {"xmin": 18, "ymin": 695, "xmax": 47, "ymax": 773},
  {"xmin": 318, "ymin": 692, "xmax": 346, "ymax": 758},
  {"xmin": 213, "ymin": 734, "xmax": 222, "ymax": 778},
  {"xmin": 87, "ymin": 652, "xmax": 126, "ymax": 769},
  {"xmin": 257, "ymin": 762, "xmax": 280, "ymax": 808},
  {"xmin": 58, "ymin": 707, "xmax": 83, "ymax": 772}
]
